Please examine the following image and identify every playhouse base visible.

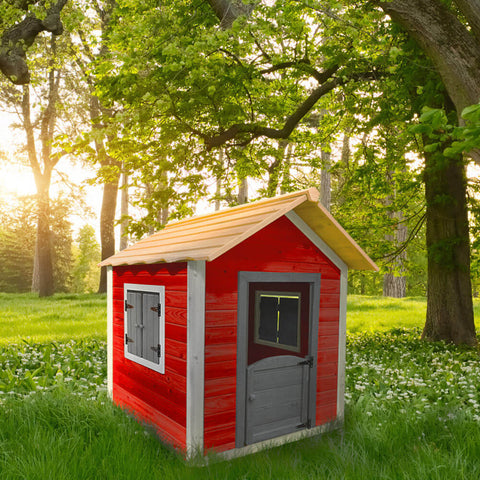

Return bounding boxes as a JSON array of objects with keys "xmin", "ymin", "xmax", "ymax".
[{"xmin": 199, "ymin": 418, "xmax": 343, "ymax": 463}]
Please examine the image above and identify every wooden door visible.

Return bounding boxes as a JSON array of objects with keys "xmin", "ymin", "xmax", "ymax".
[
  {"xmin": 244, "ymin": 282, "xmax": 313, "ymax": 445},
  {"xmin": 245, "ymin": 354, "xmax": 312, "ymax": 445}
]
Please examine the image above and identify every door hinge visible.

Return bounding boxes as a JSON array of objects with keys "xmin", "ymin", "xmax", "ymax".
[
  {"xmin": 297, "ymin": 420, "xmax": 312, "ymax": 429},
  {"xmin": 125, "ymin": 333, "xmax": 134, "ymax": 344},
  {"xmin": 150, "ymin": 344, "xmax": 161, "ymax": 358},
  {"xmin": 150, "ymin": 303, "xmax": 161, "ymax": 316},
  {"xmin": 298, "ymin": 356, "xmax": 313, "ymax": 368},
  {"xmin": 125, "ymin": 300, "xmax": 133, "ymax": 311}
]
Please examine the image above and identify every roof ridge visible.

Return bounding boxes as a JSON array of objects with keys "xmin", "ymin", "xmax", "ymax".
[{"xmin": 164, "ymin": 187, "xmax": 320, "ymax": 230}]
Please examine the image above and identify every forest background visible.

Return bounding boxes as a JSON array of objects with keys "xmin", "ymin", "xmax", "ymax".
[{"xmin": 1, "ymin": 0, "xmax": 480, "ymax": 345}]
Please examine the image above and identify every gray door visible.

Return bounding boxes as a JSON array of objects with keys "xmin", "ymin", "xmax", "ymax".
[{"xmin": 245, "ymin": 355, "xmax": 311, "ymax": 445}]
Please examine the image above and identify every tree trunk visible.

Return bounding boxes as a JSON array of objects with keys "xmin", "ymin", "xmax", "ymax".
[
  {"xmin": 119, "ymin": 171, "xmax": 129, "ymax": 251},
  {"xmin": 98, "ymin": 179, "xmax": 119, "ymax": 293},
  {"xmin": 238, "ymin": 178, "xmax": 248, "ymax": 204},
  {"xmin": 31, "ymin": 188, "xmax": 54, "ymax": 296},
  {"xmin": 383, "ymin": 214, "xmax": 407, "ymax": 298},
  {"xmin": 320, "ymin": 149, "xmax": 331, "ymax": 211},
  {"xmin": 422, "ymin": 144, "xmax": 476, "ymax": 345}
]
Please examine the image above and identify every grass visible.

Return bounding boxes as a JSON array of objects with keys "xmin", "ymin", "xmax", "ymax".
[
  {"xmin": 0, "ymin": 293, "xmax": 480, "ymax": 479},
  {"xmin": 0, "ymin": 292, "xmax": 106, "ymax": 345},
  {"xmin": 347, "ymin": 295, "xmax": 480, "ymax": 333}
]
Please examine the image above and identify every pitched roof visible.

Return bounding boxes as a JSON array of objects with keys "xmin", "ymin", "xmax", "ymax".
[{"xmin": 100, "ymin": 187, "xmax": 378, "ymax": 270}]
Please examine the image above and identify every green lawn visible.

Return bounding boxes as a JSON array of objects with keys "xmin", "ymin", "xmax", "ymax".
[
  {"xmin": 0, "ymin": 292, "xmax": 106, "ymax": 345},
  {"xmin": 1, "ymin": 293, "xmax": 480, "ymax": 479},
  {"xmin": 2, "ymin": 292, "xmax": 478, "ymax": 344}
]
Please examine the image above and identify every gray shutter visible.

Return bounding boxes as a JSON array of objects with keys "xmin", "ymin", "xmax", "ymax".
[
  {"xmin": 143, "ymin": 292, "xmax": 160, "ymax": 364},
  {"xmin": 127, "ymin": 291, "xmax": 143, "ymax": 357},
  {"xmin": 278, "ymin": 297, "xmax": 299, "ymax": 348}
]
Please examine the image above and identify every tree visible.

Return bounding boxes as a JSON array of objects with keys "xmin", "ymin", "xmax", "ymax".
[
  {"xmin": 100, "ymin": 0, "xmax": 477, "ymax": 344},
  {"xmin": 203, "ymin": 0, "xmax": 478, "ymax": 345},
  {"xmin": 0, "ymin": 0, "xmax": 68, "ymax": 84},
  {"xmin": 0, "ymin": 194, "xmax": 73, "ymax": 293},
  {"xmin": 376, "ymin": 0, "xmax": 480, "ymax": 344},
  {"xmin": 72, "ymin": 224, "xmax": 100, "ymax": 293}
]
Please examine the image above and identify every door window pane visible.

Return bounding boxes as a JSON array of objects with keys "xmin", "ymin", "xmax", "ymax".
[{"xmin": 255, "ymin": 291, "xmax": 301, "ymax": 352}]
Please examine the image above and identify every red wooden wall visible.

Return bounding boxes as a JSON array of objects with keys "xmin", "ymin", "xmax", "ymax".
[
  {"xmin": 204, "ymin": 215, "xmax": 341, "ymax": 453},
  {"xmin": 112, "ymin": 263, "xmax": 188, "ymax": 451}
]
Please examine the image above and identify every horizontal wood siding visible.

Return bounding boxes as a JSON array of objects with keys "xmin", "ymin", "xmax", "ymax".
[
  {"xmin": 112, "ymin": 263, "xmax": 188, "ymax": 451},
  {"xmin": 204, "ymin": 215, "xmax": 340, "ymax": 453}
]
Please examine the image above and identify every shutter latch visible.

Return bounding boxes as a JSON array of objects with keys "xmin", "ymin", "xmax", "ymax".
[
  {"xmin": 150, "ymin": 344, "xmax": 162, "ymax": 358},
  {"xmin": 150, "ymin": 303, "xmax": 161, "ymax": 316}
]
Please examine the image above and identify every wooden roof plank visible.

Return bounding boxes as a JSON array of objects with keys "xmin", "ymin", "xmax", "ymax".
[{"xmin": 99, "ymin": 188, "xmax": 377, "ymax": 271}]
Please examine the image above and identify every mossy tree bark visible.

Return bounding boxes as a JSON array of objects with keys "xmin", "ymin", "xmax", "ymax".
[{"xmin": 422, "ymin": 143, "xmax": 476, "ymax": 345}]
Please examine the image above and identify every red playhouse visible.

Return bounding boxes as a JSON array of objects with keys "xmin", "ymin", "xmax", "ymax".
[{"xmin": 100, "ymin": 188, "xmax": 377, "ymax": 459}]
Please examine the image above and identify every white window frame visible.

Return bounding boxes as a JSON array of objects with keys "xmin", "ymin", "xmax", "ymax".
[{"xmin": 124, "ymin": 283, "xmax": 165, "ymax": 374}]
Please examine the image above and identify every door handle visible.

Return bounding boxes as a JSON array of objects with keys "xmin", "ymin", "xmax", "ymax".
[{"xmin": 248, "ymin": 394, "xmax": 256, "ymax": 401}]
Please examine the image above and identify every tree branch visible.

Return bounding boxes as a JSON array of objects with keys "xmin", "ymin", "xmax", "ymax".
[
  {"xmin": 452, "ymin": 0, "xmax": 480, "ymax": 43},
  {"xmin": 0, "ymin": 0, "xmax": 68, "ymax": 84},
  {"xmin": 260, "ymin": 62, "xmax": 338, "ymax": 84},
  {"xmin": 201, "ymin": 66, "xmax": 374, "ymax": 150},
  {"xmin": 203, "ymin": 77, "xmax": 341, "ymax": 149}
]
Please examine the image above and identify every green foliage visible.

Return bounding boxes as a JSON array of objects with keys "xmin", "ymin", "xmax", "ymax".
[
  {"xmin": 0, "ymin": 339, "xmax": 106, "ymax": 398},
  {"xmin": 0, "ymin": 196, "xmax": 36, "ymax": 293},
  {"xmin": 0, "ymin": 195, "xmax": 75, "ymax": 294},
  {"xmin": 72, "ymin": 225, "xmax": 101, "ymax": 293}
]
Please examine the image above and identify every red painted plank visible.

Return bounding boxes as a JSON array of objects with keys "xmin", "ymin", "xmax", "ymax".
[
  {"xmin": 204, "ymin": 410, "xmax": 236, "ymax": 430},
  {"xmin": 316, "ymin": 389, "xmax": 337, "ymax": 406},
  {"xmin": 204, "ymin": 424, "xmax": 236, "ymax": 452},
  {"xmin": 205, "ymin": 326, "xmax": 237, "ymax": 344},
  {"xmin": 204, "ymin": 393, "xmax": 236, "ymax": 416},
  {"xmin": 317, "ymin": 349, "xmax": 339, "ymax": 364},
  {"xmin": 115, "ymin": 370, "xmax": 186, "ymax": 426},
  {"xmin": 165, "ymin": 307, "xmax": 188, "ymax": 326},
  {"xmin": 165, "ymin": 322, "xmax": 187, "ymax": 343},
  {"xmin": 114, "ymin": 262, "xmax": 187, "ymax": 278},
  {"xmin": 318, "ymin": 375, "xmax": 338, "ymax": 392},
  {"xmin": 205, "ymin": 377, "xmax": 236, "ymax": 397},
  {"xmin": 319, "ymin": 308, "xmax": 339, "ymax": 323},
  {"xmin": 205, "ymin": 310, "xmax": 237, "ymax": 327},
  {"xmin": 320, "ymin": 279, "xmax": 341, "ymax": 295},
  {"xmin": 205, "ymin": 293, "xmax": 237, "ymax": 311},
  {"xmin": 205, "ymin": 344, "xmax": 236, "ymax": 363},
  {"xmin": 317, "ymin": 361, "xmax": 338, "ymax": 377},
  {"xmin": 317, "ymin": 334, "xmax": 339, "ymax": 349},
  {"xmin": 205, "ymin": 360, "xmax": 237, "ymax": 379},
  {"xmin": 318, "ymin": 322, "xmax": 340, "ymax": 337},
  {"xmin": 315, "ymin": 404, "xmax": 337, "ymax": 426},
  {"xmin": 164, "ymin": 337, "xmax": 187, "ymax": 361},
  {"xmin": 320, "ymin": 294, "xmax": 340, "ymax": 309},
  {"xmin": 113, "ymin": 384, "xmax": 186, "ymax": 450},
  {"xmin": 115, "ymin": 367, "xmax": 185, "ymax": 408}
]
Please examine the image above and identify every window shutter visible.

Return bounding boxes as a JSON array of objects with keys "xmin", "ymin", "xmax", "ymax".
[
  {"xmin": 278, "ymin": 297, "xmax": 299, "ymax": 348},
  {"xmin": 124, "ymin": 284, "xmax": 165, "ymax": 374},
  {"xmin": 127, "ymin": 291, "xmax": 143, "ymax": 357},
  {"xmin": 143, "ymin": 292, "xmax": 161, "ymax": 365}
]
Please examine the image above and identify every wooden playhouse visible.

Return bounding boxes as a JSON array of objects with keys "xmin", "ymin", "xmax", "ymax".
[{"xmin": 100, "ymin": 188, "xmax": 377, "ymax": 459}]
